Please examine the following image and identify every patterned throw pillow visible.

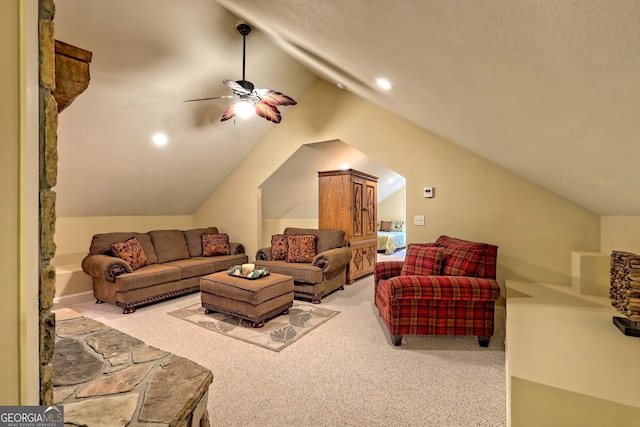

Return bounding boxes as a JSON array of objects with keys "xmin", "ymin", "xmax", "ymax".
[
  {"xmin": 286, "ymin": 234, "xmax": 317, "ymax": 263},
  {"xmin": 271, "ymin": 234, "xmax": 288, "ymax": 260},
  {"xmin": 380, "ymin": 221, "xmax": 393, "ymax": 232},
  {"xmin": 441, "ymin": 244, "xmax": 487, "ymax": 277},
  {"xmin": 202, "ymin": 233, "xmax": 230, "ymax": 256},
  {"xmin": 111, "ymin": 237, "xmax": 148, "ymax": 270},
  {"xmin": 391, "ymin": 220, "xmax": 405, "ymax": 232},
  {"xmin": 401, "ymin": 244, "xmax": 444, "ymax": 276}
]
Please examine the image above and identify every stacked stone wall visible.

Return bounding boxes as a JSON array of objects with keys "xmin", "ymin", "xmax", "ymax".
[{"xmin": 39, "ymin": 0, "xmax": 57, "ymax": 404}]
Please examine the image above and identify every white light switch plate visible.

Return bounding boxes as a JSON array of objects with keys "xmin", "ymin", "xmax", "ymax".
[{"xmin": 414, "ymin": 215, "xmax": 425, "ymax": 226}]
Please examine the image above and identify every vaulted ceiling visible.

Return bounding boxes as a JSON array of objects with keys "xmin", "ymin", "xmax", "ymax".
[{"xmin": 54, "ymin": 0, "xmax": 640, "ymax": 217}]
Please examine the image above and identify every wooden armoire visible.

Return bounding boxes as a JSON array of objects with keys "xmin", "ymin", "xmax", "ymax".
[{"xmin": 318, "ymin": 169, "xmax": 378, "ymax": 284}]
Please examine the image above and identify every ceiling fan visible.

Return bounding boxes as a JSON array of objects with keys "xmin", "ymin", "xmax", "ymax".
[{"xmin": 184, "ymin": 22, "xmax": 297, "ymax": 124}]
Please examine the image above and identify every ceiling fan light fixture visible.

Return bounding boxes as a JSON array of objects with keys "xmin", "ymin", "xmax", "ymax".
[
  {"xmin": 185, "ymin": 22, "xmax": 296, "ymax": 124},
  {"xmin": 235, "ymin": 100, "xmax": 255, "ymax": 119}
]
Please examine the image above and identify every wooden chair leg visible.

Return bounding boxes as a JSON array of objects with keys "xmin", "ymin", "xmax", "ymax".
[{"xmin": 478, "ymin": 336, "xmax": 490, "ymax": 347}]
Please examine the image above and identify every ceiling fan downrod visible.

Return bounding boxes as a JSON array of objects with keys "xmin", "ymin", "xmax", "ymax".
[{"xmin": 236, "ymin": 22, "xmax": 253, "ymax": 91}]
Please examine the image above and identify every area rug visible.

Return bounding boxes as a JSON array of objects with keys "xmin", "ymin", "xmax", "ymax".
[{"xmin": 167, "ymin": 302, "xmax": 339, "ymax": 352}]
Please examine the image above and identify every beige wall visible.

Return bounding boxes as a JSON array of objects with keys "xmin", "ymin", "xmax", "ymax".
[
  {"xmin": 1, "ymin": 0, "xmax": 39, "ymax": 405},
  {"xmin": 195, "ymin": 79, "xmax": 600, "ymax": 287},
  {"xmin": 378, "ymin": 187, "xmax": 406, "ymax": 223},
  {"xmin": 0, "ymin": 0, "xmax": 21, "ymax": 404},
  {"xmin": 601, "ymin": 216, "xmax": 640, "ymax": 255}
]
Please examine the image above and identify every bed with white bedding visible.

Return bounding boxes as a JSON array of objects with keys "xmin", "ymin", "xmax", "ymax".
[
  {"xmin": 376, "ymin": 220, "xmax": 406, "ymax": 254},
  {"xmin": 377, "ymin": 231, "xmax": 407, "ymax": 255}
]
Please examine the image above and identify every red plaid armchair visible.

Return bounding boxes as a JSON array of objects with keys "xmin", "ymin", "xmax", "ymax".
[{"xmin": 374, "ymin": 236, "xmax": 500, "ymax": 347}]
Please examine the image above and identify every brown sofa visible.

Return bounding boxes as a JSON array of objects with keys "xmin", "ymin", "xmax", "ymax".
[
  {"xmin": 254, "ymin": 227, "xmax": 352, "ymax": 303},
  {"xmin": 81, "ymin": 227, "xmax": 247, "ymax": 313}
]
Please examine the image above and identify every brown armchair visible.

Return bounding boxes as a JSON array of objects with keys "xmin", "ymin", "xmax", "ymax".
[
  {"xmin": 374, "ymin": 236, "xmax": 501, "ymax": 346},
  {"xmin": 255, "ymin": 227, "xmax": 352, "ymax": 303}
]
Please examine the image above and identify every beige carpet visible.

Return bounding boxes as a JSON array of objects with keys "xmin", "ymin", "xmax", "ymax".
[
  {"xmin": 168, "ymin": 302, "xmax": 339, "ymax": 352},
  {"xmin": 65, "ymin": 270, "xmax": 506, "ymax": 426}
]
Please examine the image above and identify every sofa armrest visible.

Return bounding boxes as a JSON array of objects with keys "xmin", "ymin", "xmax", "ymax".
[
  {"xmin": 312, "ymin": 247, "xmax": 352, "ymax": 273},
  {"xmin": 380, "ymin": 275, "xmax": 500, "ymax": 302},
  {"xmin": 375, "ymin": 261, "xmax": 404, "ymax": 283},
  {"xmin": 230, "ymin": 242, "xmax": 245, "ymax": 255},
  {"xmin": 82, "ymin": 254, "xmax": 133, "ymax": 282},
  {"xmin": 255, "ymin": 247, "xmax": 272, "ymax": 261}
]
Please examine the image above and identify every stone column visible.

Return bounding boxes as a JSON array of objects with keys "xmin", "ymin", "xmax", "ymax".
[{"xmin": 39, "ymin": 0, "xmax": 57, "ymax": 405}]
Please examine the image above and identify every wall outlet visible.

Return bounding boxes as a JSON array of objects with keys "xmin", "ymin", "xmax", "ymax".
[
  {"xmin": 423, "ymin": 186, "xmax": 434, "ymax": 198},
  {"xmin": 414, "ymin": 215, "xmax": 425, "ymax": 226}
]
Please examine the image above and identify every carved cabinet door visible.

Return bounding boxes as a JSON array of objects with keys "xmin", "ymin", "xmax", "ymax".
[
  {"xmin": 363, "ymin": 179, "xmax": 377, "ymax": 239},
  {"xmin": 351, "ymin": 176, "xmax": 377, "ymax": 242},
  {"xmin": 351, "ymin": 178, "xmax": 364, "ymax": 239}
]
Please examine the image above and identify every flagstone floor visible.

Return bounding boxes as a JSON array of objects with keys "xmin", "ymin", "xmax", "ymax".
[{"xmin": 52, "ymin": 308, "xmax": 212, "ymax": 426}]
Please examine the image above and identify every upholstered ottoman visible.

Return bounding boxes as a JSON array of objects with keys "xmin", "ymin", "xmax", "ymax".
[{"xmin": 200, "ymin": 271, "xmax": 294, "ymax": 328}]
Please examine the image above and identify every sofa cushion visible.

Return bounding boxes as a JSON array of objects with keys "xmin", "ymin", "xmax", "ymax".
[
  {"xmin": 401, "ymin": 244, "xmax": 444, "ymax": 276},
  {"xmin": 271, "ymin": 234, "xmax": 288, "ymax": 260},
  {"xmin": 253, "ymin": 260, "xmax": 323, "ymax": 284},
  {"xmin": 164, "ymin": 258, "xmax": 216, "ymax": 279},
  {"xmin": 90, "ymin": 232, "xmax": 158, "ymax": 264},
  {"xmin": 193, "ymin": 254, "xmax": 249, "ymax": 272},
  {"xmin": 283, "ymin": 227, "xmax": 345, "ymax": 254},
  {"xmin": 442, "ymin": 244, "xmax": 488, "ymax": 277},
  {"xmin": 110, "ymin": 237, "xmax": 148, "ymax": 270},
  {"xmin": 286, "ymin": 234, "xmax": 317, "ymax": 263},
  {"xmin": 202, "ymin": 233, "xmax": 230, "ymax": 256},
  {"xmin": 149, "ymin": 230, "xmax": 190, "ymax": 263},
  {"xmin": 114, "ymin": 264, "xmax": 182, "ymax": 291},
  {"xmin": 434, "ymin": 235, "xmax": 491, "ymax": 277},
  {"xmin": 183, "ymin": 227, "xmax": 219, "ymax": 257}
]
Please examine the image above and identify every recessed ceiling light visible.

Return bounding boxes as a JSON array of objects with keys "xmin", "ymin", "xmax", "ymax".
[
  {"xmin": 341, "ymin": 163, "xmax": 349, "ymax": 170},
  {"xmin": 152, "ymin": 133, "xmax": 168, "ymax": 146},
  {"xmin": 376, "ymin": 78, "xmax": 393, "ymax": 90},
  {"xmin": 336, "ymin": 82, "xmax": 347, "ymax": 90}
]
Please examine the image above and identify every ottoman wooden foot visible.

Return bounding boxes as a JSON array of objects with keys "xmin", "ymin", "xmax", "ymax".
[
  {"xmin": 251, "ymin": 321, "xmax": 265, "ymax": 328},
  {"xmin": 205, "ymin": 308, "xmax": 215, "ymax": 314}
]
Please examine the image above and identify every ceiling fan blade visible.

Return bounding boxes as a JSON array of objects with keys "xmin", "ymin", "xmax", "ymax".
[
  {"xmin": 220, "ymin": 103, "xmax": 236, "ymax": 122},
  {"xmin": 184, "ymin": 95, "xmax": 235, "ymax": 103},
  {"xmin": 223, "ymin": 79, "xmax": 252, "ymax": 96},
  {"xmin": 255, "ymin": 101, "xmax": 282, "ymax": 123},
  {"xmin": 255, "ymin": 89, "xmax": 297, "ymax": 106}
]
